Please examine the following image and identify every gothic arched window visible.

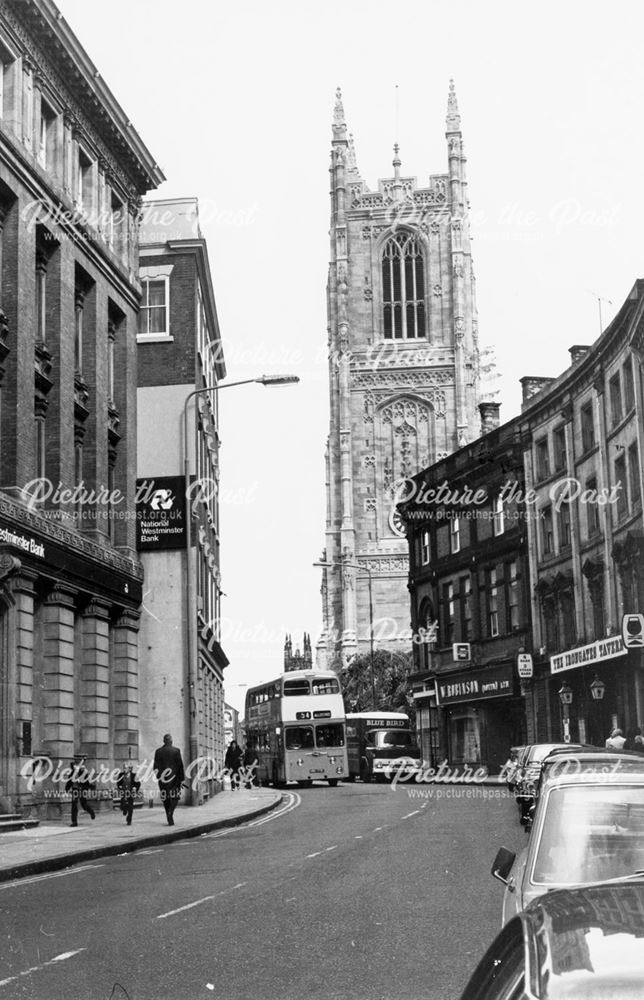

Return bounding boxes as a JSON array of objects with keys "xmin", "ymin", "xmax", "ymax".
[{"xmin": 382, "ymin": 232, "xmax": 426, "ymax": 339}]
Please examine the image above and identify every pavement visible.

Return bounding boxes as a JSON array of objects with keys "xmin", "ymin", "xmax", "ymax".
[{"xmin": 0, "ymin": 787, "xmax": 283, "ymax": 884}]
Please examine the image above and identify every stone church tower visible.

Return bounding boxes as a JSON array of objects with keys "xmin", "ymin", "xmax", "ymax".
[{"xmin": 317, "ymin": 83, "xmax": 481, "ymax": 670}]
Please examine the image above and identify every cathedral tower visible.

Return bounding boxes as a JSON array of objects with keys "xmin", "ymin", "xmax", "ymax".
[{"xmin": 318, "ymin": 83, "xmax": 481, "ymax": 670}]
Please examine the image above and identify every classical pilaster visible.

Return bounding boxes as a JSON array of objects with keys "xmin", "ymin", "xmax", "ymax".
[
  {"xmin": 80, "ymin": 598, "xmax": 111, "ymax": 761},
  {"xmin": 112, "ymin": 608, "xmax": 139, "ymax": 760},
  {"xmin": 41, "ymin": 584, "xmax": 77, "ymax": 759}
]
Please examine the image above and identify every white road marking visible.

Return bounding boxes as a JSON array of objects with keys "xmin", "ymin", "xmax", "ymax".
[
  {"xmin": 325, "ymin": 845, "xmax": 337, "ymax": 852},
  {"xmin": 0, "ymin": 948, "xmax": 85, "ymax": 987},
  {"xmin": 401, "ymin": 810, "xmax": 420, "ymax": 819},
  {"xmin": 201, "ymin": 791, "xmax": 301, "ymax": 837},
  {"xmin": 157, "ymin": 895, "xmax": 215, "ymax": 919},
  {"xmin": 354, "ymin": 835, "xmax": 363, "ymax": 839},
  {"xmin": 156, "ymin": 879, "xmax": 249, "ymax": 919},
  {"xmin": 373, "ymin": 826, "xmax": 383, "ymax": 831},
  {"xmin": 0, "ymin": 865, "xmax": 105, "ymax": 891},
  {"xmin": 137, "ymin": 848, "xmax": 164, "ymax": 855},
  {"xmin": 306, "ymin": 851, "xmax": 321, "ymax": 858}
]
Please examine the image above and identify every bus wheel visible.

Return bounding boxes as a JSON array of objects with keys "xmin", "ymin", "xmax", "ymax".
[
  {"xmin": 359, "ymin": 760, "xmax": 371, "ymax": 783},
  {"xmin": 328, "ymin": 778, "xmax": 338, "ymax": 787}
]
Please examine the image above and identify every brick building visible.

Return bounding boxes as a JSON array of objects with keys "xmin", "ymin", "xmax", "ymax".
[
  {"xmin": 0, "ymin": 0, "xmax": 162, "ymax": 815},
  {"xmin": 518, "ymin": 281, "xmax": 644, "ymax": 747},
  {"xmin": 400, "ymin": 404, "xmax": 530, "ymax": 772},
  {"xmin": 137, "ymin": 197, "xmax": 228, "ymax": 802},
  {"xmin": 318, "ymin": 84, "xmax": 481, "ymax": 672}
]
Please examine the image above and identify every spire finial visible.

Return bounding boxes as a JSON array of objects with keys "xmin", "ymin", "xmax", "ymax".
[
  {"xmin": 393, "ymin": 142, "xmax": 401, "ymax": 179},
  {"xmin": 333, "ymin": 87, "xmax": 345, "ymax": 126},
  {"xmin": 332, "ymin": 87, "xmax": 347, "ymax": 142},
  {"xmin": 446, "ymin": 78, "xmax": 461, "ymax": 131}
]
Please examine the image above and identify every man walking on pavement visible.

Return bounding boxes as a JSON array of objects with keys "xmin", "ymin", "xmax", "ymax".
[
  {"xmin": 153, "ymin": 733, "xmax": 185, "ymax": 825},
  {"xmin": 65, "ymin": 755, "xmax": 96, "ymax": 826}
]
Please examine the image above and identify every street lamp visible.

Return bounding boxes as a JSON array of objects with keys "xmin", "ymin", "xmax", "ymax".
[
  {"xmin": 590, "ymin": 675, "xmax": 606, "ymax": 701},
  {"xmin": 184, "ymin": 374, "xmax": 299, "ymax": 803},
  {"xmin": 558, "ymin": 681, "xmax": 573, "ymax": 744},
  {"xmin": 313, "ymin": 558, "xmax": 376, "ymax": 710}
]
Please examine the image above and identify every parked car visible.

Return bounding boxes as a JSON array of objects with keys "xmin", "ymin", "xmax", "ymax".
[
  {"xmin": 459, "ymin": 878, "xmax": 644, "ymax": 1000},
  {"xmin": 520, "ymin": 743, "xmax": 606, "ymax": 833},
  {"xmin": 514, "ymin": 742, "xmax": 586, "ymax": 824},
  {"xmin": 491, "ymin": 752, "xmax": 644, "ymax": 925}
]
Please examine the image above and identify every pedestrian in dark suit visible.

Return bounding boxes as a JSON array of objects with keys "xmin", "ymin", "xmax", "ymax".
[
  {"xmin": 242, "ymin": 742, "xmax": 258, "ymax": 787},
  {"xmin": 225, "ymin": 739, "xmax": 244, "ymax": 790},
  {"xmin": 65, "ymin": 756, "xmax": 96, "ymax": 826},
  {"xmin": 153, "ymin": 734, "xmax": 185, "ymax": 825},
  {"xmin": 116, "ymin": 764, "xmax": 141, "ymax": 825}
]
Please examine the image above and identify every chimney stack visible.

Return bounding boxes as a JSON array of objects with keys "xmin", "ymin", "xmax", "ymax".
[
  {"xmin": 520, "ymin": 376, "xmax": 555, "ymax": 405},
  {"xmin": 479, "ymin": 401, "xmax": 501, "ymax": 436},
  {"xmin": 569, "ymin": 345, "xmax": 591, "ymax": 366}
]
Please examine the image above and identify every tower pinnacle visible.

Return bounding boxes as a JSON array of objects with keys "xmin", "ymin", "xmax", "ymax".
[
  {"xmin": 332, "ymin": 87, "xmax": 347, "ymax": 141},
  {"xmin": 446, "ymin": 78, "xmax": 461, "ymax": 132}
]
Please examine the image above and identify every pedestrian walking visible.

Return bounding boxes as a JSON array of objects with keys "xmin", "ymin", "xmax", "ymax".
[
  {"xmin": 242, "ymin": 741, "xmax": 258, "ymax": 788},
  {"xmin": 116, "ymin": 763, "xmax": 141, "ymax": 825},
  {"xmin": 605, "ymin": 728, "xmax": 626, "ymax": 751},
  {"xmin": 152, "ymin": 733, "xmax": 185, "ymax": 825},
  {"xmin": 224, "ymin": 739, "xmax": 243, "ymax": 790},
  {"xmin": 65, "ymin": 756, "xmax": 96, "ymax": 827}
]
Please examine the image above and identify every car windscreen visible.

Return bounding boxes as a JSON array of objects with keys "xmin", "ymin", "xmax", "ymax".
[
  {"xmin": 532, "ymin": 784, "xmax": 644, "ymax": 886},
  {"xmin": 374, "ymin": 730, "xmax": 416, "ymax": 749}
]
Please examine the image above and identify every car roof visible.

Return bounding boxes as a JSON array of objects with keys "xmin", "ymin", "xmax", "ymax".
[
  {"xmin": 521, "ymin": 880, "xmax": 644, "ymax": 998},
  {"xmin": 541, "ymin": 757, "xmax": 644, "ymax": 786}
]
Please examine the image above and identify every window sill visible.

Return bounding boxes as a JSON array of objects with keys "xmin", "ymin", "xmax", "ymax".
[{"xmin": 136, "ymin": 333, "xmax": 174, "ymax": 343}]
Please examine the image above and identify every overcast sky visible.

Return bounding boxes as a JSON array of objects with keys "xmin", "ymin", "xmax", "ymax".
[{"xmin": 56, "ymin": 0, "xmax": 644, "ymax": 711}]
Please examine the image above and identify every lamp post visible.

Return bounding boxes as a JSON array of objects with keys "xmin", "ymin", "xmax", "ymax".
[
  {"xmin": 184, "ymin": 374, "xmax": 299, "ymax": 804},
  {"xmin": 558, "ymin": 681, "xmax": 573, "ymax": 744},
  {"xmin": 313, "ymin": 558, "xmax": 376, "ymax": 710}
]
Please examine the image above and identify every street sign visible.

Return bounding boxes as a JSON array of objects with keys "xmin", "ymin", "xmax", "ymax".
[
  {"xmin": 517, "ymin": 653, "xmax": 533, "ymax": 679},
  {"xmin": 622, "ymin": 613, "xmax": 644, "ymax": 648},
  {"xmin": 453, "ymin": 643, "xmax": 471, "ymax": 662}
]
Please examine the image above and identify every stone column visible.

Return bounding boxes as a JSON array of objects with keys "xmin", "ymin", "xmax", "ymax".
[
  {"xmin": 112, "ymin": 609, "xmax": 139, "ymax": 763},
  {"xmin": 41, "ymin": 584, "xmax": 77, "ymax": 761},
  {"xmin": 80, "ymin": 599, "xmax": 111, "ymax": 766}
]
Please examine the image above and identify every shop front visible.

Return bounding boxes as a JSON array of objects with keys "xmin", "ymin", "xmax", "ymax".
[
  {"xmin": 435, "ymin": 661, "xmax": 524, "ymax": 775},
  {"xmin": 549, "ymin": 635, "xmax": 643, "ymax": 747}
]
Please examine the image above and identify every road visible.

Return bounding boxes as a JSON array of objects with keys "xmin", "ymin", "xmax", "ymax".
[{"xmin": 1, "ymin": 780, "xmax": 524, "ymax": 1000}]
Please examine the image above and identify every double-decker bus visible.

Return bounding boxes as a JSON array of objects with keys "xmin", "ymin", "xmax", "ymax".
[{"xmin": 244, "ymin": 670, "xmax": 348, "ymax": 787}]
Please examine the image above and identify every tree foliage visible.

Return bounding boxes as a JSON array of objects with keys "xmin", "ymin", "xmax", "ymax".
[{"xmin": 339, "ymin": 648, "xmax": 415, "ymax": 724}]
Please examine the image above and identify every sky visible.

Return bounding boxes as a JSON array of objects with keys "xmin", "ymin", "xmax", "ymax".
[{"xmin": 55, "ymin": 0, "xmax": 644, "ymax": 712}]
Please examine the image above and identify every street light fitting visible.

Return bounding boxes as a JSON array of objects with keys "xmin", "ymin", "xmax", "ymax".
[
  {"xmin": 183, "ymin": 372, "xmax": 299, "ymax": 803},
  {"xmin": 590, "ymin": 675, "xmax": 606, "ymax": 702},
  {"xmin": 256, "ymin": 374, "xmax": 300, "ymax": 386},
  {"xmin": 558, "ymin": 682, "xmax": 573, "ymax": 706}
]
